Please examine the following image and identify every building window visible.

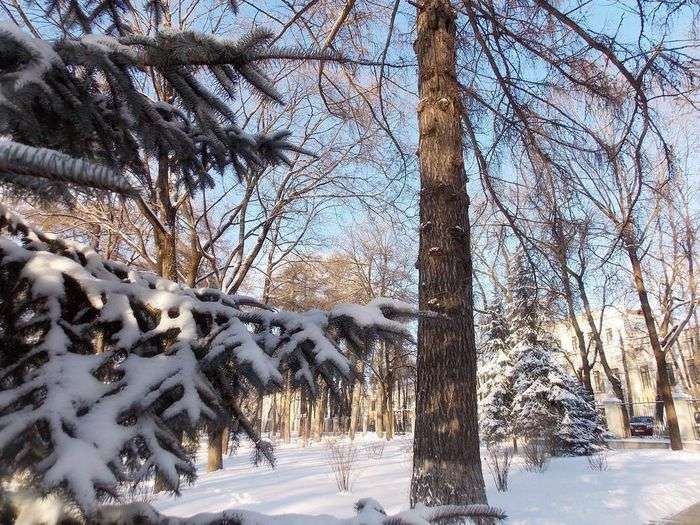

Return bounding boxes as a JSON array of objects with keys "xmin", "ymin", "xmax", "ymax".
[
  {"xmin": 688, "ymin": 359, "xmax": 698, "ymax": 385},
  {"xmin": 640, "ymin": 366, "xmax": 651, "ymax": 389},
  {"xmin": 571, "ymin": 336, "xmax": 578, "ymax": 351},
  {"xmin": 593, "ymin": 370, "xmax": 605, "ymax": 393}
]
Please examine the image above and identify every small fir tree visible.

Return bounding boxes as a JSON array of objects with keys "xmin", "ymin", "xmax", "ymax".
[
  {"xmin": 507, "ymin": 252, "xmax": 602, "ymax": 454},
  {"xmin": 551, "ymin": 368, "xmax": 604, "ymax": 455}
]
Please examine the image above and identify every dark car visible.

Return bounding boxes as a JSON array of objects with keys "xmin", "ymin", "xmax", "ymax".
[{"xmin": 630, "ymin": 416, "xmax": 655, "ymax": 437}]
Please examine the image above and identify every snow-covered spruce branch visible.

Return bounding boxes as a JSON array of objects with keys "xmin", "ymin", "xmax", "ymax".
[
  {"xmin": 91, "ymin": 498, "xmax": 506, "ymax": 524},
  {"xmin": 0, "ymin": 206, "xmax": 417, "ymax": 515},
  {"xmin": 0, "ymin": 22, "xmax": 327, "ymax": 199},
  {"xmin": 0, "ymin": 141, "xmax": 136, "ymax": 196}
]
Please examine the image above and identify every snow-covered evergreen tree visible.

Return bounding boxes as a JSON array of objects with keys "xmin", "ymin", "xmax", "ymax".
[
  {"xmin": 0, "ymin": 205, "xmax": 421, "ymax": 515},
  {"xmin": 552, "ymin": 368, "xmax": 604, "ymax": 455},
  {"xmin": 507, "ymin": 253, "xmax": 554, "ymax": 440},
  {"xmin": 507, "ymin": 252, "xmax": 602, "ymax": 455},
  {"xmin": 478, "ymin": 298, "xmax": 514, "ymax": 444}
]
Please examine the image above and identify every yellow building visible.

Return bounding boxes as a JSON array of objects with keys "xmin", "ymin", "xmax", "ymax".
[{"xmin": 552, "ymin": 309, "xmax": 699, "ymax": 439}]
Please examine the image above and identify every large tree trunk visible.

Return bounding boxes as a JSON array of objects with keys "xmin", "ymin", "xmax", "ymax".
[
  {"xmin": 563, "ymin": 285, "xmax": 593, "ymax": 393},
  {"xmin": 384, "ymin": 347, "xmax": 395, "ymax": 441},
  {"xmin": 270, "ymin": 394, "xmax": 278, "ymax": 436},
  {"xmin": 410, "ymin": 0, "xmax": 487, "ymax": 507},
  {"xmin": 625, "ymin": 239, "xmax": 683, "ymax": 450}
]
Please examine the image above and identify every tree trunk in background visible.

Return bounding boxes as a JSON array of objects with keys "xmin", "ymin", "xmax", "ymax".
[
  {"xmin": 563, "ymin": 282, "xmax": 593, "ymax": 393},
  {"xmin": 255, "ymin": 394, "xmax": 264, "ymax": 435},
  {"xmin": 384, "ymin": 348, "xmax": 395, "ymax": 440},
  {"xmin": 619, "ymin": 333, "xmax": 635, "ymax": 417},
  {"xmin": 410, "ymin": 0, "xmax": 487, "ymax": 507},
  {"xmin": 625, "ymin": 238, "xmax": 683, "ymax": 450},
  {"xmin": 305, "ymin": 396, "xmax": 313, "ymax": 442},
  {"xmin": 693, "ymin": 310, "xmax": 700, "ymax": 379},
  {"xmin": 207, "ymin": 428, "xmax": 224, "ymax": 472},
  {"xmin": 375, "ymin": 386, "xmax": 385, "ymax": 438},
  {"xmin": 154, "ymin": 153, "xmax": 178, "ymax": 282},
  {"xmin": 577, "ymin": 277, "xmax": 631, "ymax": 437},
  {"xmin": 280, "ymin": 372, "xmax": 292, "ymax": 443},
  {"xmin": 385, "ymin": 382, "xmax": 395, "ymax": 440},
  {"xmin": 270, "ymin": 394, "xmax": 278, "ymax": 436},
  {"xmin": 349, "ymin": 363, "xmax": 365, "ymax": 440},
  {"xmin": 153, "ymin": 153, "xmax": 180, "ymax": 488},
  {"xmin": 313, "ymin": 386, "xmax": 327, "ymax": 441},
  {"xmin": 222, "ymin": 427, "xmax": 230, "ymax": 456}
]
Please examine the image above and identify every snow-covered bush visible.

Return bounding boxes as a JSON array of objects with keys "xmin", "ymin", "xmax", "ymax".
[
  {"xmin": 0, "ymin": 205, "xmax": 417, "ymax": 516},
  {"xmin": 326, "ymin": 440, "xmax": 359, "ymax": 492},
  {"xmin": 485, "ymin": 444, "xmax": 513, "ymax": 492},
  {"xmin": 521, "ymin": 439, "xmax": 550, "ymax": 473},
  {"xmin": 586, "ymin": 450, "xmax": 609, "ymax": 471},
  {"xmin": 364, "ymin": 440, "xmax": 386, "ymax": 460}
]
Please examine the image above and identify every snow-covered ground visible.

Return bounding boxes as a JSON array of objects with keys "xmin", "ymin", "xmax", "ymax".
[{"xmin": 153, "ymin": 435, "xmax": 700, "ymax": 524}]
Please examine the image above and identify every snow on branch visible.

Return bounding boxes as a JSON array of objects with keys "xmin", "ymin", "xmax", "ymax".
[
  {"xmin": 0, "ymin": 141, "xmax": 137, "ymax": 196},
  {"xmin": 0, "ymin": 22, "xmax": 335, "ymax": 200},
  {"xmin": 0, "ymin": 206, "xmax": 416, "ymax": 514}
]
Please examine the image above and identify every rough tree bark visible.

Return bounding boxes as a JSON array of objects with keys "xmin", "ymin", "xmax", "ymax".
[
  {"xmin": 384, "ymin": 384, "xmax": 394, "ymax": 441},
  {"xmin": 154, "ymin": 156, "xmax": 178, "ymax": 281},
  {"xmin": 410, "ymin": 0, "xmax": 487, "ymax": 507},
  {"xmin": 207, "ymin": 428, "xmax": 224, "ymax": 472},
  {"xmin": 384, "ymin": 346, "xmax": 395, "ymax": 440}
]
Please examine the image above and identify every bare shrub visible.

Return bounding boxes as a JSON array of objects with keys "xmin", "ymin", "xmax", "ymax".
[
  {"xmin": 325, "ymin": 440, "xmax": 358, "ymax": 492},
  {"xmin": 522, "ymin": 439, "xmax": 550, "ymax": 472},
  {"xmin": 364, "ymin": 440, "xmax": 386, "ymax": 460},
  {"xmin": 486, "ymin": 444, "xmax": 513, "ymax": 492},
  {"xmin": 586, "ymin": 450, "xmax": 609, "ymax": 471}
]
